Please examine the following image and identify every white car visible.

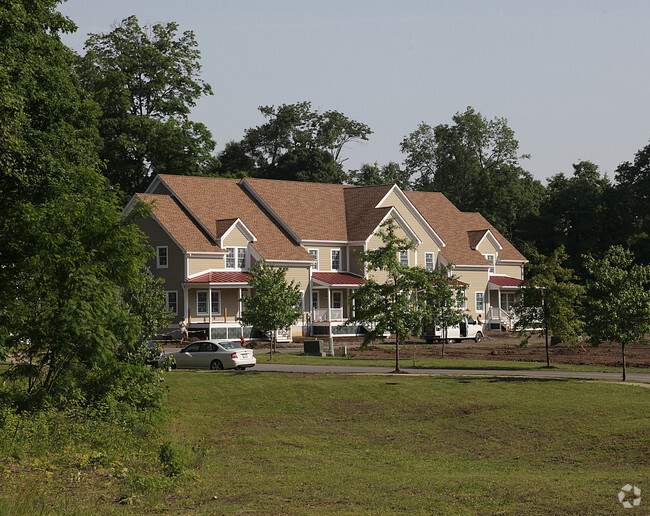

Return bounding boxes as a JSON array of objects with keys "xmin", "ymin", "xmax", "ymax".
[
  {"xmin": 423, "ymin": 316, "xmax": 483, "ymax": 343},
  {"xmin": 160, "ymin": 340, "xmax": 256, "ymax": 370}
]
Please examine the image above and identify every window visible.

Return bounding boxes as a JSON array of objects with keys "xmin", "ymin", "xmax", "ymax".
[
  {"xmin": 501, "ymin": 292, "xmax": 516, "ymax": 312},
  {"xmin": 456, "ymin": 293, "xmax": 467, "ymax": 309},
  {"xmin": 475, "ymin": 292, "xmax": 484, "ymax": 313},
  {"xmin": 165, "ymin": 291, "xmax": 177, "ymax": 314},
  {"xmin": 237, "ymin": 247, "xmax": 246, "ymax": 268},
  {"xmin": 198, "ymin": 291, "xmax": 220, "ymax": 315},
  {"xmin": 332, "ymin": 291, "xmax": 342, "ymax": 309},
  {"xmin": 399, "ymin": 250, "xmax": 409, "ymax": 267},
  {"xmin": 312, "ymin": 291, "xmax": 319, "ymax": 310},
  {"xmin": 331, "ymin": 249, "xmax": 341, "ymax": 271},
  {"xmin": 425, "ymin": 252, "xmax": 434, "ymax": 271},
  {"xmin": 226, "ymin": 247, "xmax": 247, "ymax": 269},
  {"xmin": 157, "ymin": 246, "xmax": 168, "ymax": 268},
  {"xmin": 197, "ymin": 291, "xmax": 208, "ymax": 315},
  {"xmin": 309, "ymin": 249, "xmax": 319, "ymax": 270},
  {"xmin": 483, "ymin": 254, "xmax": 495, "ymax": 273}
]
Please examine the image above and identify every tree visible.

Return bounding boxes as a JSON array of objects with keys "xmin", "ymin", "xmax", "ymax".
[
  {"xmin": 614, "ymin": 141, "xmax": 650, "ymax": 265},
  {"xmin": 239, "ymin": 261, "xmax": 302, "ymax": 360},
  {"xmin": 419, "ymin": 269, "xmax": 468, "ymax": 359},
  {"xmin": 583, "ymin": 246, "xmax": 650, "ymax": 381},
  {"xmin": 400, "ymin": 107, "xmax": 544, "ymax": 243},
  {"xmin": 77, "ymin": 15, "xmax": 217, "ymax": 202},
  {"xmin": 0, "ymin": 2, "xmax": 169, "ymax": 408},
  {"xmin": 222, "ymin": 101, "xmax": 372, "ymax": 182},
  {"xmin": 533, "ymin": 161, "xmax": 614, "ymax": 277},
  {"xmin": 513, "ymin": 247, "xmax": 585, "ymax": 367},
  {"xmin": 348, "ymin": 219, "xmax": 447, "ymax": 372},
  {"xmin": 349, "ymin": 161, "xmax": 412, "ymax": 190}
]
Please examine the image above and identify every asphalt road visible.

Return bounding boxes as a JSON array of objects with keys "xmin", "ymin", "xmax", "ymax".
[{"xmin": 248, "ymin": 362, "xmax": 650, "ymax": 382}]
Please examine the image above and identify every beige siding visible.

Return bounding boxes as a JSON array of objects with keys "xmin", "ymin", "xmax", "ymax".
[
  {"xmin": 305, "ymin": 245, "xmax": 348, "ymax": 271},
  {"xmin": 477, "ymin": 238, "xmax": 498, "ymax": 256},
  {"xmin": 285, "ymin": 266, "xmax": 310, "ymax": 290},
  {"xmin": 137, "ymin": 216, "xmax": 186, "ymax": 323},
  {"xmin": 222, "ymin": 227, "xmax": 250, "ymax": 247},
  {"xmin": 367, "ymin": 218, "xmax": 417, "ymax": 269},
  {"xmin": 188, "ymin": 256, "xmax": 225, "ymax": 276},
  {"xmin": 187, "ymin": 288, "xmax": 242, "ymax": 323},
  {"xmin": 377, "ymin": 190, "xmax": 439, "ymax": 268},
  {"xmin": 496, "ymin": 263, "xmax": 523, "ymax": 279}
]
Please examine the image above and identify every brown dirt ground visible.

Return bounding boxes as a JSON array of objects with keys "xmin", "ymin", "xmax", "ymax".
[{"xmin": 290, "ymin": 333, "xmax": 650, "ymax": 368}]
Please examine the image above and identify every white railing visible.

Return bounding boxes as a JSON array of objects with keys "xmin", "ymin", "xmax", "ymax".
[
  {"xmin": 487, "ymin": 306, "xmax": 518, "ymax": 330},
  {"xmin": 313, "ymin": 308, "xmax": 344, "ymax": 322}
]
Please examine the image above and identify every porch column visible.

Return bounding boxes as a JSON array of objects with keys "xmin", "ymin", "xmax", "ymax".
[
  {"xmin": 209, "ymin": 287, "xmax": 213, "ymax": 340},
  {"xmin": 238, "ymin": 288, "xmax": 242, "ymax": 319},
  {"xmin": 327, "ymin": 285, "xmax": 332, "ymax": 336}
]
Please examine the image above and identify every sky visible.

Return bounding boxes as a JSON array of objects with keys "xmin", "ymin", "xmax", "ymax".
[{"xmin": 59, "ymin": 0, "xmax": 650, "ymax": 183}]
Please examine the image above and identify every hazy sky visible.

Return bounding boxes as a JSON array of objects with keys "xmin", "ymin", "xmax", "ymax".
[{"xmin": 59, "ymin": 0, "xmax": 650, "ymax": 183}]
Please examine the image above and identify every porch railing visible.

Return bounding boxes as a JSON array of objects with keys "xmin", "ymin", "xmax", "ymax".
[
  {"xmin": 487, "ymin": 307, "xmax": 518, "ymax": 330},
  {"xmin": 313, "ymin": 308, "xmax": 344, "ymax": 322}
]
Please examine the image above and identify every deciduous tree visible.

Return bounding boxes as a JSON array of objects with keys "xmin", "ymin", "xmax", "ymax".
[
  {"xmin": 78, "ymin": 15, "xmax": 217, "ymax": 201},
  {"xmin": 583, "ymin": 246, "xmax": 650, "ymax": 381},
  {"xmin": 513, "ymin": 247, "xmax": 585, "ymax": 367}
]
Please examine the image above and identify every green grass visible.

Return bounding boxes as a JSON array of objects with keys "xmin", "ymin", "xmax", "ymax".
[
  {"xmin": 255, "ymin": 350, "xmax": 650, "ymax": 374},
  {"xmin": 2, "ymin": 371, "xmax": 649, "ymax": 514}
]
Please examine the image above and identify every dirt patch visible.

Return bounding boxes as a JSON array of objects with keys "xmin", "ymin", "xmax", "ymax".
[{"xmin": 336, "ymin": 333, "xmax": 650, "ymax": 368}]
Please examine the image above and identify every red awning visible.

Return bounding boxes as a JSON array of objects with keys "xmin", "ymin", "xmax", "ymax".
[
  {"xmin": 312, "ymin": 271, "xmax": 364, "ymax": 287},
  {"xmin": 488, "ymin": 275, "xmax": 523, "ymax": 287},
  {"xmin": 186, "ymin": 271, "xmax": 251, "ymax": 284}
]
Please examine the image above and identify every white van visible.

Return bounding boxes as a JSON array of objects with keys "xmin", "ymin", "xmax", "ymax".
[{"xmin": 423, "ymin": 316, "xmax": 483, "ymax": 344}]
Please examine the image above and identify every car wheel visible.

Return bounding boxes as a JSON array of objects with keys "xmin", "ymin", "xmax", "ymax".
[
  {"xmin": 475, "ymin": 332, "xmax": 483, "ymax": 343},
  {"xmin": 210, "ymin": 360, "xmax": 223, "ymax": 371}
]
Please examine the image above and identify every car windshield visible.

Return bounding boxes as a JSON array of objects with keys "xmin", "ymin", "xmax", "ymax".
[{"xmin": 218, "ymin": 341, "xmax": 243, "ymax": 350}]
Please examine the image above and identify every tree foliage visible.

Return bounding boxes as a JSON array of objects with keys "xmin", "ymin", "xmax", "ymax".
[
  {"xmin": 239, "ymin": 261, "xmax": 302, "ymax": 359},
  {"xmin": 221, "ymin": 101, "xmax": 371, "ymax": 183},
  {"xmin": 348, "ymin": 219, "xmax": 464, "ymax": 371},
  {"xmin": 400, "ymin": 107, "xmax": 544, "ymax": 244},
  {"xmin": 0, "ymin": 2, "xmax": 170, "ymax": 409},
  {"xmin": 583, "ymin": 246, "xmax": 650, "ymax": 381},
  {"xmin": 78, "ymin": 15, "xmax": 217, "ymax": 201},
  {"xmin": 513, "ymin": 247, "xmax": 585, "ymax": 366},
  {"xmin": 348, "ymin": 161, "xmax": 412, "ymax": 190}
]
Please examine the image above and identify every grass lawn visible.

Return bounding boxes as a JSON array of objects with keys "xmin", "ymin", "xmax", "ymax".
[
  {"xmin": 2, "ymin": 371, "xmax": 649, "ymax": 514},
  {"xmin": 254, "ymin": 350, "xmax": 650, "ymax": 375}
]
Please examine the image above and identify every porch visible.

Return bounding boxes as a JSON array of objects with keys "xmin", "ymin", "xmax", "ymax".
[
  {"xmin": 310, "ymin": 271, "xmax": 365, "ymax": 337},
  {"xmin": 486, "ymin": 275, "xmax": 524, "ymax": 331}
]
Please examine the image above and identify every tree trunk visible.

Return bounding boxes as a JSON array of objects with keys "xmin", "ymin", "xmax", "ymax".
[
  {"xmin": 394, "ymin": 334, "xmax": 401, "ymax": 373},
  {"xmin": 622, "ymin": 342, "xmax": 626, "ymax": 381},
  {"xmin": 545, "ymin": 324, "xmax": 550, "ymax": 367},
  {"xmin": 441, "ymin": 327, "xmax": 447, "ymax": 358},
  {"xmin": 269, "ymin": 332, "xmax": 274, "ymax": 362}
]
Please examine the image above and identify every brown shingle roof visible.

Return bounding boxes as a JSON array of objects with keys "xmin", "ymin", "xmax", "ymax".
[
  {"xmin": 135, "ymin": 193, "xmax": 222, "ymax": 253},
  {"xmin": 404, "ymin": 191, "xmax": 526, "ymax": 266},
  {"xmin": 155, "ymin": 175, "xmax": 312, "ymax": 262},
  {"xmin": 343, "ymin": 184, "xmax": 393, "ymax": 241}
]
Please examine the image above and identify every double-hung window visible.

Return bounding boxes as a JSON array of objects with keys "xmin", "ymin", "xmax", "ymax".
[
  {"xmin": 165, "ymin": 291, "xmax": 177, "ymax": 314},
  {"xmin": 197, "ymin": 291, "xmax": 208, "ymax": 315},
  {"xmin": 425, "ymin": 252, "xmax": 434, "ymax": 271},
  {"xmin": 331, "ymin": 249, "xmax": 341, "ymax": 271},
  {"xmin": 475, "ymin": 292, "xmax": 484, "ymax": 312},
  {"xmin": 399, "ymin": 250, "xmax": 409, "ymax": 267},
  {"xmin": 157, "ymin": 246, "xmax": 168, "ymax": 268},
  {"xmin": 309, "ymin": 249, "xmax": 319, "ymax": 270},
  {"xmin": 226, "ymin": 247, "xmax": 247, "ymax": 269},
  {"xmin": 483, "ymin": 254, "xmax": 495, "ymax": 274}
]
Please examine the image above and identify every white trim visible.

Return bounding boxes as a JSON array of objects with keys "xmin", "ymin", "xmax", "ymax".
[
  {"xmin": 156, "ymin": 246, "xmax": 168, "ymax": 268},
  {"xmin": 375, "ymin": 184, "xmax": 446, "ymax": 248},
  {"xmin": 300, "ymin": 239, "xmax": 349, "ymax": 245},
  {"xmin": 263, "ymin": 260, "xmax": 314, "ymax": 266},
  {"xmin": 332, "ymin": 290, "xmax": 343, "ymax": 309},
  {"xmin": 425, "ymin": 252, "xmax": 435, "ymax": 271},
  {"xmin": 474, "ymin": 230, "xmax": 503, "ymax": 251},
  {"xmin": 218, "ymin": 218, "xmax": 257, "ymax": 248},
  {"xmin": 330, "ymin": 248, "xmax": 342, "ymax": 271},
  {"xmin": 475, "ymin": 291, "xmax": 485, "ymax": 313},
  {"xmin": 399, "ymin": 250, "xmax": 409, "ymax": 267},
  {"xmin": 365, "ymin": 207, "xmax": 422, "ymax": 247},
  {"xmin": 186, "ymin": 251, "xmax": 226, "ymax": 257},
  {"xmin": 197, "ymin": 290, "xmax": 222, "ymax": 316}
]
